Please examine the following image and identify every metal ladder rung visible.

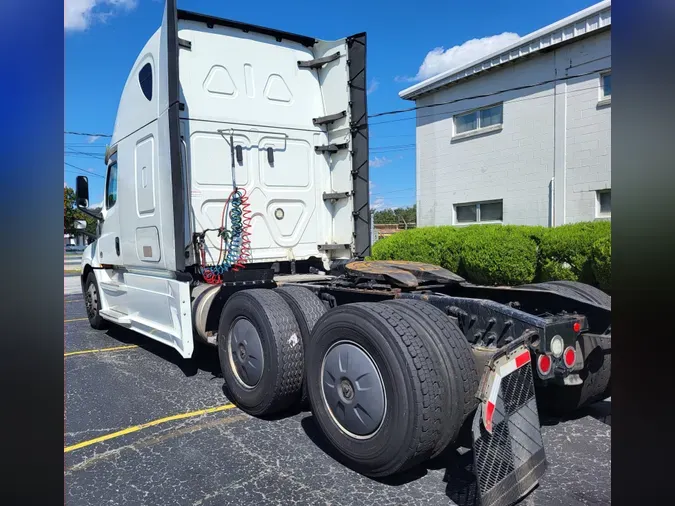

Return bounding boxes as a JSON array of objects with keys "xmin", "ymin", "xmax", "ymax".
[
  {"xmin": 298, "ymin": 52, "xmax": 340, "ymax": 69},
  {"xmin": 323, "ymin": 191, "xmax": 351, "ymax": 201},
  {"xmin": 314, "ymin": 143, "xmax": 349, "ymax": 154},
  {"xmin": 313, "ymin": 111, "xmax": 346, "ymax": 126}
]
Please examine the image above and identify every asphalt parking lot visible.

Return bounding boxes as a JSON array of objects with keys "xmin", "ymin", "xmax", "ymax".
[{"xmin": 65, "ymin": 286, "xmax": 611, "ymax": 506}]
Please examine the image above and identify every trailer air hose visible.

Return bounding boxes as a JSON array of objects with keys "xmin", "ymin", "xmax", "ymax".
[{"xmin": 200, "ymin": 187, "xmax": 252, "ymax": 284}]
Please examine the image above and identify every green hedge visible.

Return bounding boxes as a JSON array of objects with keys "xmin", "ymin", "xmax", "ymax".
[
  {"xmin": 370, "ymin": 226, "xmax": 465, "ymax": 272},
  {"xmin": 537, "ymin": 221, "xmax": 610, "ymax": 285},
  {"xmin": 591, "ymin": 235, "xmax": 611, "ymax": 290},
  {"xmin": 371, "ymin": 221, "xmax": 611, "ymax": 289},
  {"xmin": 460, "ymin": 226, "xmax": 538, "ymax": 285}
]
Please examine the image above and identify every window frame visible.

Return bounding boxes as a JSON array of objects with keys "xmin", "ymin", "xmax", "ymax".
[
  {"xmin": 598, "ymin": 72, "xmax": 611, "ymax": 105},
  {"xmin": 105, "ymin": 160, "xmax": 119, "ymax": 210},
  {"xmin": 596, "ymin": 189, "xmax": 611, "ymax": 218},
  {"xmin": 452, "ymin": 103, "xmax": 503, "ymax": 140},
  {"xmin": 454, "ymin": 199, "xmax": 504, "ymax": 225}
]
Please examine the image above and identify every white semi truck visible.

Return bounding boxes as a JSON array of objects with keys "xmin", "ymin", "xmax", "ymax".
[{"xmin": 75, "ymin": 2, "xmax": 611, "ymax": 505}]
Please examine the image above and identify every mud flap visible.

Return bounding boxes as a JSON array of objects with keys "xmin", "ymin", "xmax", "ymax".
[{"xmin": 472, "ymin": 339, "xmax": 547, "ymax": 506}]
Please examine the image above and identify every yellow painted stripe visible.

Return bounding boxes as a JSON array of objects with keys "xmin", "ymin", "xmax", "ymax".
[
  {"xmin": 64, "ymin": 317, "xmax": 89, "ymax": 323},
  {"xmin": 64, "ymin": 403, "xmax": 237, "ymax": 453},
  {"xmin": 64, "ymin": 345, "xmax": 138, "ymax": 357}
]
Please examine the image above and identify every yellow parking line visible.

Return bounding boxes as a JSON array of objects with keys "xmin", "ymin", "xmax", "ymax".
[
  {"xmin": 65, "ymin": 317, "xmax": 88, "ymax": 323},
  {"xmin": 64, "ymin": 345, "xmax": 139, "ymax": 357},
  {"xmin": 64, "ymin": 403, "xmax": 237, "ymax": 453}
]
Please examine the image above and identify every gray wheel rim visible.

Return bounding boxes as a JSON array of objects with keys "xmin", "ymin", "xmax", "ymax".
[
  {"xmin": 321, "ymin": 340, "xmax": 386, "ymax": 439},
  {"xmin": 85, "ymin": 282, "xmax": 98, "ymax": 320},
  {"xmin": 228, "ymin": 318, "xmax": 265, "ymax": 389}
]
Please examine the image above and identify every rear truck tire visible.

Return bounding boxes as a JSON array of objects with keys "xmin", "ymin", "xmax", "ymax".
[
  {"xmin": 83, "ymin": 272, "xmax": 108, "ymax": 330},
  {"xmin": 305, "ymin": 302, "xmax": 445, "ymax": 478},
  {"xmin": 520, "ymin": 280, "xmax": 611, "ymax": 309},
  {"xmin": 538, "ymin": 335, "xmax": 611, "ymax": 415},
  {"xmin": 274, "ymin": 286, "xmax": 327, "ymax": 408},
  {"xmin": 217, "ymin": 289, "xmax": 304, "ymax": 417},
  {"xmin": 383, "ymin": 299, "xmax": 479, "ymax": 457}
]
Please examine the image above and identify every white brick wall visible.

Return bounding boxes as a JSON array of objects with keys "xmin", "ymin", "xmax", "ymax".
[{"xmin": 415, "ymin": 29, "xmax": 611, "ymax": 227}]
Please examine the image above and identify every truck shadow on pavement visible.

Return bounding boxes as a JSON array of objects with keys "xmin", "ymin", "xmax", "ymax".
[
  {"xmin": 104, "ymin": 325, "xmax": 222, "ymax": 379},
  {"xmin": 300, "ymin": 400, "xmax": 612, "ymax": 506},
  {"xmin": 539, "ymin": 400, "xmax": 611, "ymax": 427},
  {"xmin": 300, "ymin": 414, "xmax": 487, "ymax": 506}
]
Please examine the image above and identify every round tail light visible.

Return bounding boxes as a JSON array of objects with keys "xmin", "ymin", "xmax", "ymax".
[
  {"xmin": 563, "ymin": 346, "xmax": 576, "ymax": 368},
  {"xmin": 550, "ymin": 335, "xmax": 564, "ymax": 357},
  {"xmin": 537, "ymin": 354, "xmax": 552, "ymax": 376}
]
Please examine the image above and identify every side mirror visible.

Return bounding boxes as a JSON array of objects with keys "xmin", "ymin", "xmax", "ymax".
[
  {"xmin": 74, "ymin": 220, "xmax": 87, "ymax": 230},
  {"xmin": 75, "ymin": 176, "xmax": 89, "ymax": 208}
]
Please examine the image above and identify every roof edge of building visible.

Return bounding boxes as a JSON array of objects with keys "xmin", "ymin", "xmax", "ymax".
[{"xmin": 399, "ymin": 0, "xmax": 611, "ymax": 101}]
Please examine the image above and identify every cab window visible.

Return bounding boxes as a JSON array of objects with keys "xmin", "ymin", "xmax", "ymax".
[{"xmin": 106, "ymin": 162, "xmax": 118, "ymax": 209}]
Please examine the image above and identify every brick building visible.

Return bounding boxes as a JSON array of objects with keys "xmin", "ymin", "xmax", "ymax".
[{"xmin": 399, "ymin": 1, "xmax": 611, "ymax": 227}]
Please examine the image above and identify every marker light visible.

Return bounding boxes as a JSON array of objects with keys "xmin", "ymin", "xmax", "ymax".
[
  {"xmin": 573, "ymin": 321, "xmax": 581, "ymax": 333},
  {"xmin": 563, "ymin": 346, "xmax": 576, "ymax": 368},
  {"xmin": 537, "ymin": 354, "xmax": 552, "ymax": 376},
  {"xmin": 550, "ymin": 335, "xmax": 564, "ymax": 357}
]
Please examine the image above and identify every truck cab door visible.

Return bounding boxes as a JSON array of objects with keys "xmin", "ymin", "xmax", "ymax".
[{"xmin": 97, "ymin": 153, "xmax": 123, "ymax": 266}]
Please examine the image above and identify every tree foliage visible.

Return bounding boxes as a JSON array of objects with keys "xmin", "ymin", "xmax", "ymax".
[
  {"xmin": 64, "ymin": 186, "xmax": 97, "ymax": 236},
  {"xmin": 373, "ymin": 205, "xmax": 416, "ymax": 225}
]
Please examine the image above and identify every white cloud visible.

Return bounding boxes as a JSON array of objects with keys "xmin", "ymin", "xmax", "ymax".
[
  {"xmin": 371, "ymin": 197, "xmax": 385, "ymax": 210},
  {"xmin": 398, "ymin": 32, "xmax": 520, "ymax": 82},
  {"xmin": 65, "ymin": 0, "xmax": 138, "ymax": 32},
  {"xmin": 87, "ymin": 135, "xmax": 101, "ymax": 143},
  {"xmin": 366, "ymin": 79, "xmax": 379, "ymax": 95},
  {"xmin": 369, "ymin": 156, "xmax": 392, "ymax": 168}
]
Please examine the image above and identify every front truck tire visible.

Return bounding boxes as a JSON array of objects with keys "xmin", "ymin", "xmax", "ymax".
[
  {"xmin": 83, "ymin": 271, "xmax": 108, "ymax": 330},
  {"xmin": 305, "ymin": 302, "xmax": 445, "ymax": 478},
  {"xmin": 383, "ymin": 299, "xmax": 479, "ymax": 457},
  {"xmin": 217, "ymin": 289, "xmax": 304, "ymax": 417},
  {"xmin": 274, "ymin": 286, "xmax": 327, "ymax": 407}
]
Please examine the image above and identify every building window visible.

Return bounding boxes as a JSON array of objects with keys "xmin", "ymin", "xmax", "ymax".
[
  {"xmin": 596, "ymin": 189, "xmax": 611, "ymax": 217},
  {"xmin": 106, "ymin": 162, "xmax": 118, "ymax": 209},
  {"xmin": 601, "ymin": 73, "xmax": 611, "ymax": 98},
  {"xmin": 139, "ymin": 63, "xmax": 153, "ymax": 101},
  {"xmin": 455, "ymin": 200, "xmax": 503, "ymax": 224},
  {"xmin": 453, "ymin": 103, "xmax": 503, "ymax": 137}
]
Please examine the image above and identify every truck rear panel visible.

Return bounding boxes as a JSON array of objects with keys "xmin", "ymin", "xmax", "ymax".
[{"xmin": 175, "ymin": 10, "xmax": 370, "ymax": 268}]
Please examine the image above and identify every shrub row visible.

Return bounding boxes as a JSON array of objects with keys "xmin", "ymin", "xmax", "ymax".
[{"xmin": 370, "ymin": 221, "xmax": 611, "ymax": 289}]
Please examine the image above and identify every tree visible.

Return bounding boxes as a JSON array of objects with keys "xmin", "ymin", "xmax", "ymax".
[
  {"xmin": 64, "ymin": 186, "xmax": 97, "ymax": 236},
  {"xmin": 372, "ymin": 205, "xmax": 417, "ymax": 226}
]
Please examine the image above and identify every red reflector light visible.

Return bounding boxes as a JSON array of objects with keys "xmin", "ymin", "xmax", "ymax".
[
  {"xmin": 563, "ymin": 347, "xmax": 576, "ymax": 368},
  {"xmin": 537, "ymin": 354, "xmax": 552, "ymax": 375},
  {"xmin": 485, "ymin": 401, "xmax": 495, "ymax": 432},
  {"xmin": 573, "ymin": 321, "xmax": 581, "ymax": 333},
  {"xmin": 515, "ymin": 350, "xmax": 531, "ymax": 368}
]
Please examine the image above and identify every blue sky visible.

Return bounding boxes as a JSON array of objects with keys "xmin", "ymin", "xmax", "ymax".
[{"xmin": 65, "ymin": 0, "xmax": 599, "ymax": 208}]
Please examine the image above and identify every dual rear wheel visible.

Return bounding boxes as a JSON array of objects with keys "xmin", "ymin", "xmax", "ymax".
[{"xmin": 217, "ymin": 288, "xmax": 477, "ymax": 477}]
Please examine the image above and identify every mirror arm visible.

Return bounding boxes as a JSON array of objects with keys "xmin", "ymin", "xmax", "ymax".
[{"xmin": 77, "ymin": 205, "xmax": 103, "ymax": 222}]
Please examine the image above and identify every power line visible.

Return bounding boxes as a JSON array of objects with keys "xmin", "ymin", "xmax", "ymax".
[
  {"xmin": 368, "ymin": 67, "xmax": 610, "ymax": 119},
  {"xmin": 64, "ymin": 162, "xmax": 105, "ymax": 178},
  {"xmin": 62, "ymin": 68, "xmax": 610, "ymax": 140},
  {"xmin": 369, "ymin": 82, "xmax": 605, "ymax": 126},
  {"xmin": 65, "ymin": 131, "xmax": 112, "ymax": 138},
  {"xmin": 65, "ymin": 149, "xmax": 105, "ymax": 159}
]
